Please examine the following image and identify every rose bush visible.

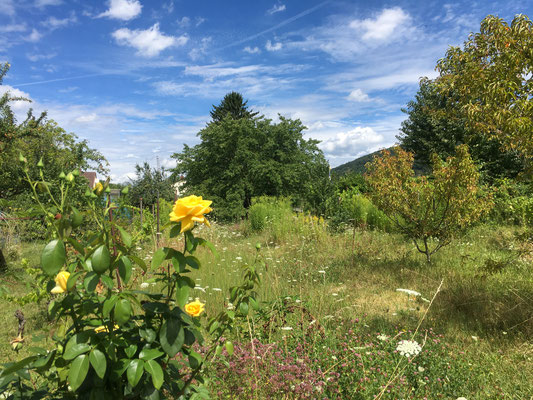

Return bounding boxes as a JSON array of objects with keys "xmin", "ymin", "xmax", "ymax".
[{"xmin": 0, "ymin": 157, "xmax": 262, "ymax": 399}]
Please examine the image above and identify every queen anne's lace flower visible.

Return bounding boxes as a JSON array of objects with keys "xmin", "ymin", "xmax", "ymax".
[
  {"xmin": 396, "ymin": 340, "xmax": 422, "ymax": 357},
  {"xmin": 396, "ymin": 288, "xmax": 421, "ymax": 297}
]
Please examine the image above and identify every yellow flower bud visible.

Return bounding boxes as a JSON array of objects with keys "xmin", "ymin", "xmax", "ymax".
[{"xmin": 51, "ymin": 271, "xmax": 70, "ymax": 294}]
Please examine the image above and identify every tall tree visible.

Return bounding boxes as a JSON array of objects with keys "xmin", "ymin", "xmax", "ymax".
[
  {"xmin": 209, "ymin": 91, "xmax": 259, "ymax": 123},
  {"xmin": 398, "ymin": 78, "xmax": 524, "ymax": 181},
  {"xmin": 129, "ymin": 162, "xmax": 175, "ymax": 208},
  {"xmin": 172, "ymin": 113, "xmax": 330, "ymax": 220},
  {"xmin": 435, "ymin": 14, "xmax": 533, "ymax": 159}
]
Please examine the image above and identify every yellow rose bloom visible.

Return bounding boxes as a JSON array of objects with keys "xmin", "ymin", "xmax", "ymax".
[
  {"xmin": 94, "ymin": 324, "xmax": 119, "ymax": 333},
  {"xmin": 184, "ymin": 299, "xmax": 205, "ymax": 317},
  {"xmin": 169, "ymin": 195, "xmax": 213, "ymax": 233},
  {"xmin": 50, "ymin": 271, "xmax": 70, "ymax": 294},
  {"xmin": 94, "ymin": 181, "xmax": 104, "ymax": 195}
]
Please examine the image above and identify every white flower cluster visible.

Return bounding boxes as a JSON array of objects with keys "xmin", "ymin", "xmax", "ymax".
[{"xmin": 396, "ymin": 340, "xmax": 422, "ymax": 357}]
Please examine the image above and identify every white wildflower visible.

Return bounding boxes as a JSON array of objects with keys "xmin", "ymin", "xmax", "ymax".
[
  {"xmin": 318, "ymin": 270, "xmax": 326, "ymax": 274},
  {"xmin": 140, "ymin": 282, "xmax": 149, "ymax": 289},
  {"xmin": 280, "ymin": 326, "xmax": 293, "ymax": 331},
  {"xmin": 235, "ymin": 256, "xmax": 242, "ymax": 260},
  {"xmin": 377, "ymin": 334, "xmax": 389, "ymax": 341},
  {"xmin": 212, "ymin": 288, "xmax": 222, "ymax": 292},
  {"xmin": 396, "ymin": 340, "xmax": 422, "ymax": 357}
]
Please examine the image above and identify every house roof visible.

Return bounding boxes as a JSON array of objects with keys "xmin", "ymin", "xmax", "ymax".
[{"xmin": 82, "ymin": 172, "xmax": 97, "ymax": 189}]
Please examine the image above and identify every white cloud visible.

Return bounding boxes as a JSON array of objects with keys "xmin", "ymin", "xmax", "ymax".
[
  {"xmin": 319, "ymin": 127, "xmax": 384, "ymax": 157},
  {"xmin": 243, "ymin": 46, "xmax": 260, "ymax": 54},
  {"xmin": 0, "ymin": 24, "xmax": 26, "ymax": 33},
  {"xmin": 98, "ymin": 0, "xmax": 142, "ymax": 21},
  {"xmin": 27, "ymin": 52, "xmax": 57, "ymax": 62},
  {"xmin": 0, "ymin": 0, "xmax": 15, "ymax": 15},
  {"xmin": 195, "ymin": 17, "xmax": 206, "ymax": 27},
  {"xmin": 112, "ymin": 23, "xmax": 187, "ymax": 57},
  {"xmin": 350, "ymin": 7, "xmax": 410, "ymax": 41},
  {"xmin": 58, "ymin": 86, "xmax": 78, "ymax": 93},
  {"xmin": 177, "ymin": 16, "xmax": 190, "ymax": 28},
  {"xmin": 75, "ymin": 113, "xmax": 98, "ymax": 123},
  {"xmin": 41, "ymin": 12, "xmax": 77, "ymax": 30},
  {"xmin": 26, "ymin": 29, "xmax": 42, "ymax": 42},
  {"xmin": 267, "ymin": 3, "xmax": 286, "ymax": 15},
  {"xmin": 34, "ymin": 0, "xmax": 62, "ymax": 6},
  {"xmin": 163, "ymin": 1, "xmax": 174, "ymax": 14},
  {"xmin": 347, "ymin": 89, "xmax": 370, "ymax": 102},
  {"xmin": 265, "ymin": 40, "xmax": 282, "ymax": 51},
  {"xmin": 188, "ymin": 37, "xmax": 211, "ymax": 61}
]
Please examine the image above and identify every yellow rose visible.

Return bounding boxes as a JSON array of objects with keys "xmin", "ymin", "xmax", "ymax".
[
  {"xmin": 94, "ymin": 324, "xmax": 119, "ymax": 333},
  {"xmin": 169, "ymin": 195, "xmax": 212, "ymax": 233},
  {"xmin": 184, "ymin": 299, "xmax": 205, "ymax": 317},
  {"xmin": 50, "ymin": 271, "xmax": 70, "ymax": 294},
  {"xmin": 94, "ymin": 182, "xmax": 104, "ymax": 195}
]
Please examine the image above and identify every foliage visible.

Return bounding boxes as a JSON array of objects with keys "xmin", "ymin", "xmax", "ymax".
[
  {"xmin": 331, "ymin": 171, "xmax": 369, "ymax": 194},
  {"xmin": 248, "ymin": 197, "xmax": 293, "ymax": 233},
  {"xmin": 435, "ymin": 14, "xmax": 533, "ymax": 159},
  {"xmin": 490, "ymin": 179, "xmax": 533, "ymax": 226},
  {"xmin": 398, "ymin": 78, "xmax": 524, "ymax": 181},
  {"xmin": 209, "ymin": 91, "xmax": 259, "ymax": 123},
  {"xmin": 0, "ymin": 161, "xmax": 261, "ymax": 399},
  {"xmin": 365, "ymin": 145, "xmax": 491, "ymax": 262},
  {"xmin": 172, "ymin": 114, "xmax": 330, "ymax": 221},
  {"xmin": 326, "ymin": 188, "xmax": 391, "ymax": 232},
  {"xmin": 129, "ymin": 162, "xmax": 175, "ymax": 209}
]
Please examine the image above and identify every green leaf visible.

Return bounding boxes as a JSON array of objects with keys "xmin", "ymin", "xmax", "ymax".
[
  {"xmin": 196, "ymin": 238, "xmax": 218, "ymax": 257},
  {"xmin": 68, "ymin": 354, "xmax": 90, "ymax": 391},
  {"xmin": 144, "ymin": 359, "xmax": 164, "ymax": 390},
  {"xmin": 159, "ymin": 318, "xmax": 184, "ymax": 357},
  {"xmin": 114, "ymin": 298, "xmax": 132, "ymax": 325},
  {"xmin": 92, "ymin": 245, "xmax": 111, "ymax": 274},
  {"xmin": 188, "ymin": 351, "xmax": 202, "ymax": 370},
  {"xmin": 127, "ymin": 359, "xmax": 145, "ymax": 388},
  {"xmin": 171, "ymin": 251, "xmax": 186, "ymax": 272},
  {"xmin": 0, "ymin": 356, "xmax": 38, "ymax": 377},
  {"xmin": 100, "ymin": 274, "xmax": 114, "ymax": 289},
  {"xmin": 125, "ymin": 344, "xmax": 137, "ymax": 359},
  {"xmin": 41, "ymin": 239, "xmax": 66, "ymax": 276},
  {"xmin": 185, "ymin": 231, "xmax": 195, "ymax": 252},
  {"xmin": 185, "ymin": 255, "xmax": 200, "ymax": 270},
  {"xmin": 151, "ymin": 248, "xmax": 168, "ymax": 270},
  {"xmin": 139, "ymin": 329, "xmax": 157, "ymax": 344},
  {"xmin": 84, "ymin": 272, "xmax": 99, "ymax": 292},
  {"xmin": 225, "ymin": 341, "xmax": 234, "ymax": 356},
  {"xmin": 139, "ymin": 348, "xmax": 164, "ymax": 361},
  {"xmin": 129, "ymin": 255, "xmax": 147, "ymax": 272},
  {"xmin": 118, "ymin": 256, "xmax": 132, "ymax": 284},
  {"xmin": 176, "ymin": 278, "xmax": 190, "ymax": 308},
  {"xmin": 116, "ymin": 225, "xmax": 132, "ymax": 248},
  {"xmin": 103, "ymin": 296, "xmax": 118, "ymax": 318},
  {"xmin": 89, "ymin": 349, "xmax": 107, "ymax": 379},
  {"xmin": 64, "ymin": 332, "xmax": 91, "ymax": 362},
  {"xmin": 63, "ymin": 343, "xmax": 91, "ymax": 361},
  {"xmin": 66, "ymin": 271, "xmax": 82, "ymax": 291},
  {"xmin": 71, "ymin": 207, "xmax": 83, "ymax": 229},
  {"xmin": 169, "ymin": 224, "xmax": 181, "ymax": 238}
]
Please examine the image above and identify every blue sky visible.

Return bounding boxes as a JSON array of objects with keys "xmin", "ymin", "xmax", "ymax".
[{"xmin": 1, "ymin": 0, "xmax": 531, "ymax": 182}]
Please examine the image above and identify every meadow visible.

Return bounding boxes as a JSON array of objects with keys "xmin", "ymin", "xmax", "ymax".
[{"xmin": 1, "ymin": 207, "xmax": 532, "ymax": 399}]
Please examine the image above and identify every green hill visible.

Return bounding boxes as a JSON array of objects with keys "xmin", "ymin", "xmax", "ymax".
[{"xmin": 331, "ymin": 148, "xmax": 389, "ymax": 175}]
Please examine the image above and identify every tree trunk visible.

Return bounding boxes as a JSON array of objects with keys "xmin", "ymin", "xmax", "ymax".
[{"xmin": 0, "ymin": 248, "xmax": 7, "ymax": 272}]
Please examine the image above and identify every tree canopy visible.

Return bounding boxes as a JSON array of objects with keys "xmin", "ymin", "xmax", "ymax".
[
  {"xmin": 435, "ymin": 14, "xmax": 533, "ymax": 159},
  {"xmin": 209, "ymin": 91, "xmax": 259, "ymax": 123},
  {"xmin": 129, "ymin": 162, "xmax": 175, "ymax": 208},
  {"xmin": 398, "ymin": 78, "xmax": 524, "ymax": 181},
  {"xmin": 171, "ymin": 110, "xmax": 330, "ymax": 220},
  {"xmin": 0, "ymin": 63, "xmax": 107, "ymax": 200}
]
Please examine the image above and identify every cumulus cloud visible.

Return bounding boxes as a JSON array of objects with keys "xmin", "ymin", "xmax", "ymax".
[
  {"xmin": 98, "ymin": 0, "xmax": 142, "ymax": 21},
  {"xmin": 347, "ymin": 89, "xmax": 370, "ymax": 102},
  {"xmin": 112, "ymin": 23, "xmax": 187, "ymax": 57},
  {"xmin": 0, "ymin": 0, "xmax": 15, "ymax": 15},
  {"xmin": 243, "ymin": 46, "xmax": 260, "ymax": 54},
  {"xmin": 26, "ymin": 29, "xmax": 42, "ymax": 42},
  {"xmin": 267, "ymin": 3, "xmax": 286, "ymax": 15},
  {"xmin": 0, "ymin": 24, "xmax": 26, "ymax": 33},
  {"xmin": 265, "ymin": 40, "xmax": 282, "ymax": 51},
  {"xmin": 350, "ymin": 7, "xmax": 411, "ymax": 41},
  {"xmin": 320, "ymin": 127, "xmax": 384, "ymax": 157},
  {"xmin": 177, "ymin": 16, "xmax": 190, "ymax": 28},
  {"xmin": 41, "ymin": 12, "xmax": 77, "ymax": 30}
]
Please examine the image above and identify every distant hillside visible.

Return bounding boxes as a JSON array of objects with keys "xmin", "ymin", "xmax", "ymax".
[
  {"xmin": 332, "ymin": 147, "xmax": 427, "ymax": 176},
  {"xmin": 332, "ymin": 148, "xmax": 390, "ymax": 176}
]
